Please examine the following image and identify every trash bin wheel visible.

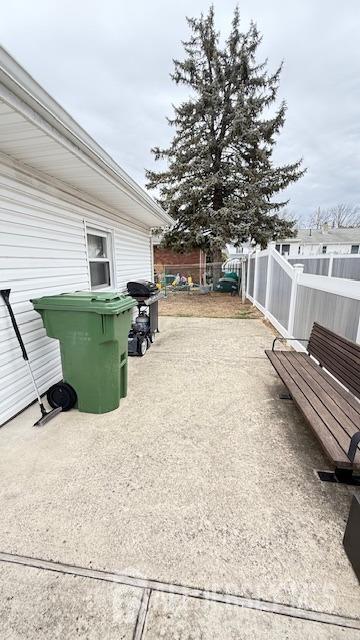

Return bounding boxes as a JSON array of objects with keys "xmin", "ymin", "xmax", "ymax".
[
  {"xmin": 138, "ymin": 337, "xmax": 147, "ymax": 356},
  {"xmin": 47, "ymin": 382, "xmax": 77, "ymax": 412}
]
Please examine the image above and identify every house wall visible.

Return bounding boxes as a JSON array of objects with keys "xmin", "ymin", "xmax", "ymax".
[
  {"xmin": 323, "ymin": 244, "xmax": 357, "ymax": 254},
  {"xmin": 153, "ymin": 246, "xmax": 206, "ymax": 283},
  {"xmin": 299, "ymin": 243, "xmax": 355, "ymax": 256},
  {"xmin": 0, "ymin": 161, "xmax": 152, "ymax": 425},
  {"xmin": 275, "ymin": 242, "xmax": 356, "ymax": 257}
]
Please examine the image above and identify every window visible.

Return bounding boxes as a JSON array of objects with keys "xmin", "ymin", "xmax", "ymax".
[
  {"xmin": 87, "ymin": 228, "xmax": 113, "ymax": 289},
  {"xmin": 322, "ymin": 245, "xmax": 327, "ymax": 254},
  {"xmin": 275, "ymin": 244, "xmax": 280, "ymax": 253},
  {"xmin": 281, "ymin": 244, "xmax": 290, "ymax": 256},
  {"xmin": 351, "ymin": 244, "xmax": 359, "ymax": 254}
]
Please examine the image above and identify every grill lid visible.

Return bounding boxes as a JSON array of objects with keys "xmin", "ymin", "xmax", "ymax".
[{"xmin": 127, "ymin": 280, "xmax": 157, "ymax": 297}]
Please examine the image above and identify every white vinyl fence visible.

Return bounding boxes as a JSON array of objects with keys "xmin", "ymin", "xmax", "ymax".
[
  {"xmin": 247, "ymin": 248, "xmax": 360, "ymax": 350},
  {"xmin": 287, "ymin": 253, "xmax": 360, "ymax": 280}
]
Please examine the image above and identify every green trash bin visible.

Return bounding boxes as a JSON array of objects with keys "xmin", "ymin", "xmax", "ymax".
[{"xmin": 32, "ymin": 291, "xmax": 136, "ymax": 414}]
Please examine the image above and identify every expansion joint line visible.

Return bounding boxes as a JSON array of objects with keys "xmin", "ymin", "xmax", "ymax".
[
  {"xmin": 0, "ymin": 551, "xmax": 359, "ymax": 631},
  {"xmin": 133, "ymin": 588, "xmax": 151, "ymax": 640}
]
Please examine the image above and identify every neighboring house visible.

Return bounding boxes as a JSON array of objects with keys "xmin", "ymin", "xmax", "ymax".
[
  {"xmin": 153, "ymin": 237, "xmax": 206, "ymax": 284},
  {"xmin": 0, "ymin": 47, "xmax": 172, "ymax": 425},
  {"xmin": 226, "ymin": 243, "xmax": 252, "ymax": 256},
  {"xmin": 271, "ymin": 226, "xmax": 360, "ymax": 256}
]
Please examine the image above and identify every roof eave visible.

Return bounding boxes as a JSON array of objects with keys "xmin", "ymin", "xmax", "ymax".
[{"xmin": 0, "ymin": 46, "xmax": 173, "ymax": 228}]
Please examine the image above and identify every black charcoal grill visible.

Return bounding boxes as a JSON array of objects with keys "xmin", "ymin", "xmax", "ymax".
[{"xmin": 127, "ymin": 280, "xmax": 163, "ymax": 356}]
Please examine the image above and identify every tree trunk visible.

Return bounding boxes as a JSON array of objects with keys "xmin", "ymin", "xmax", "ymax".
[
  {"xmin": 211, "ymin": 182, "xmax": 224, "ymax": 287},
  {"xmin": 211, "ymin": 247, "xmax": 223, "ymax": 289},
  {"xmin": 212, "ymin": 183, "xmax": 223, "ymax": 210}
]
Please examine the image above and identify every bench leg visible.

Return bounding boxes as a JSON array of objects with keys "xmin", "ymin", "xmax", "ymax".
[
  {"xmin": 335, "ymin": 468, "xmax": 360, "ymax": 486},
  {"xmin": 279, "ymin": 389, "xmax": 292, "ymax": 400},
  {"xmin": 317, "ymin": 469, "xmax": 360, "ymax": 486}
]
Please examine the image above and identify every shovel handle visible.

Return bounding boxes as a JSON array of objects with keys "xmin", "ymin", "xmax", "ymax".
[{"xmin": 1, "ymin": 289, "xmax": 29, "ymax": 361}]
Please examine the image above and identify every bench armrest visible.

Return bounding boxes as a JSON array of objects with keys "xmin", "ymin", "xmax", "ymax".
[
  {"xmin": 348, "ymin": 432, "xmax": 360, "ymax": 463},
  {"xmin": 271, "ymin": 337, "xmax": 309, "ymax": 352}
]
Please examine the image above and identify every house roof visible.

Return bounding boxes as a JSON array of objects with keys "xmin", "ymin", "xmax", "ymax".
[
  {"xmin": 0, "ymin": 46, "xmax": 173, "ymax": 229},
  {"xmin": 279, "ymin": 228, "xmax": 360, "ymax": 245}
]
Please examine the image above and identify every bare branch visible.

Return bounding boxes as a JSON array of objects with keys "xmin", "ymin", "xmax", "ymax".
[
  {"xmin": 309, "ymin": 206, "xmax": 331, "ymax": 229},
  {"xmin": 327, "ymin": 203, "xmax": 360, "ymax": 228}
]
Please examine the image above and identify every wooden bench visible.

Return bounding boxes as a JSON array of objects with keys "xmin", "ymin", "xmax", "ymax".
[{"xmin": 265, "ymin": 322, "xmax": 360, "ymax": 485}]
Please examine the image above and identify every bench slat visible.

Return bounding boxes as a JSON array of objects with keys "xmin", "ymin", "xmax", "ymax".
[
  {"xmin": 308, "ymin": 323, "xmax": 360, "ymax": 400},
  {"xmin": 310, "ymin": 333, "xmax": 360, "ymax": 371},
  {"xmin": 309, "ymin": 335, "xmax": 360, "ymax": 389},
  {"xmin": 309, "ymin": 344, "xmax": 360, "ymax": 400},
  {"xmin": 281, "ymin": 352, "xmax": 360, "ymax": 452},
  {"xmin": 266, "ymin": 350, "xmax": 351, "ymax": 467},
  {"xmin": 297, "ymin": 353, "xmax": 360, "ymax": 423},
  {"xmin": 274, "ymin": 352, "xmax": 357, "ymax": 464},
  {"xmin": 314, "ymin": 324, "xmax": 360, "ymax": 363}
]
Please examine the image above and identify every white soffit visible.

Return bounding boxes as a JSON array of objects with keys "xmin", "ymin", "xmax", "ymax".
[{"xmin": 0, "ymin": 47, "xmax": 172, "ymax": 229}]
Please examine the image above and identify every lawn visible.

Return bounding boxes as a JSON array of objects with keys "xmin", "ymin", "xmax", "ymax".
[{"xmin": 158, "ymin": 291, "xmax": 263, "ymax": 319}]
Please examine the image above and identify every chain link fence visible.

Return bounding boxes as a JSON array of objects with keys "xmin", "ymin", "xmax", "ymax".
[{"xmin": 154, "ymin": 260, "xmax": 245, "ymax": 297}]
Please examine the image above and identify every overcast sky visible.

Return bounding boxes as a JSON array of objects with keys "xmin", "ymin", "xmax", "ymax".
[{"xmin": 1, "ymin": 0, "xmax": 359, "ymax": 223}]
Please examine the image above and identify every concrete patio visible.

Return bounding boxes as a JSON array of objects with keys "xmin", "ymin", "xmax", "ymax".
[{"xmin": 0, "ymin": 317, "xmax": 359, "ymax": 638}]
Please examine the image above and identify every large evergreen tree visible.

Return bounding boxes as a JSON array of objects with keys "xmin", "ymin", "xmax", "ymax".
[{"xmin": 146, "ymin": 7, "xmax": 305, "ymax": 258}]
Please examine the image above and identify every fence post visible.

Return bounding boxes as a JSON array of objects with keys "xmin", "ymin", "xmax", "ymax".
[
  {"xmin": 328, "ymin": 254, "xmax": 334, "ymax": 277},
  {"xmin": 253, "ymin": 249, "xmax": 260, "ymax": 304},
  {"xmin": 241, "ymin": 258, "xmax": 246, "ymax": 303},
  {"xmin": 356, "ymin": 314, "xmax": 360, "ymax": 345},
  {"xmin": 287, "ymin": 263, "xmax": 304, "ymax": 337},
  {"xmin": 246, "ymin": 254, "xmax": 250, "ymax": 298},
  {"xmin": 264, "ymin": 248, "xmax": 273, "ymax": 315}
]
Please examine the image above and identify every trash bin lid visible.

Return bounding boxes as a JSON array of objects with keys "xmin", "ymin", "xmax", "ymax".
[{"xmin": 31, "ymin": 291, "xmax": 136, "ymax": 314}]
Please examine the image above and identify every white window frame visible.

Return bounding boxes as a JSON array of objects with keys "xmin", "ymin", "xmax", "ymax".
[{"xmin": 85, "ymin": 223, "xmax": 116, "ymax": 291}]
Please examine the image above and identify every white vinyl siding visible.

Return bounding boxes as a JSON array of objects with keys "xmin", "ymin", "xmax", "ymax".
[
  {"xmin": 278, "ymin": 242, "xmax": 359, "ymax": 257},
  {"xmin": 114, "ymin": 226, "xmax": 152, "ymax": 291},
  {"xmin": 0, "ymin": 167, "xmax": 152, "ymax": 425}
]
